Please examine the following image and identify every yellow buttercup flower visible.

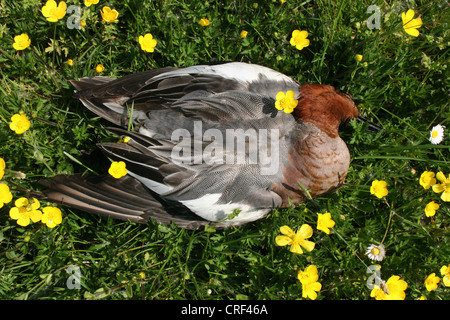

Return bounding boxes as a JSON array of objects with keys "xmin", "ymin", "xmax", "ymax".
[
  {"xmin": 118, "ymin": 136, "xmax": 130, "ymax": 143},
  {"xmin": 290, "ymin": 29, "xmax": 310, "ymax": 51},
  {"xmin": 419, "ymin": 171, "xmax": 436, "ymax": 189},
  {"xmin": 96, "ymin": 64, "xmax": 104, "ymax": 73},
  {"xmin": 298, "ymin": 265, "xmax": 322, "ymax": 300},
  {"xmin": 67, "ymin": 59, "xmax": 74, "ymax": 66},
  {"xmin": 424, "ymin": 201, "xmax": 439, "ymax": 217},
  {"xmin": 240, "ymin": 30, "xmax": 248, "ymax": 38},
  {"xmin": 101, "ymin": 6, "xmax": 119, "ymax": 23},
  {"xmin": 12, "ymin": 33, "xmax": 31, "ymax": 51},
  {"xmin": 316, "ymin": 212, "xmax": 335, "ymax": 234},
  {"xmin": 0, "ymin": 158, "xmax": 5, "ymax": 180},
  {"xmin": 42, "ymin": 206, "xmax": 62, "ymax": 228},
  {"xmin": 275, "ymin": 224, "xmax": 315, "ymax": 254},
  {"xmin": 401, "ymin": 9, "xmax": 423, "ymax": 37},
  {"xmin": 302, "ymin": 281, "xmax": 322, "ymax": 300},
  {"xmin": 84, "ymin": 0, "xmax": 99, "ymax": 7},
  {"xmin": 41, "ymin": 0, "xmax": 67, "ymax": 22},
  {"xmin": 355, "ymin": 54, "xmax": 363, "ymax": 62},
  {"xmin": 139, "ymin": 33, "xmax": 157, "ymax": 53},
  {"xmin": 199, "ymin": 18, "xmax": 210, "ymax": 26},
  {"xmin": 9, "ymin": 197, "xmax": 42, "ymax": 227},
  {"xmin": 432, "ymin": 172, "xmax": 450, "ymax": 202},
  {"xmin": 0, "ymin": 183, "xmax": 13, "ymax": 208},
  {"xmin": 440, "ymin": 265, "xmax": 450, "ymax": 287},
  {"xmin": 370, "ymin": 275, "xmax": 408, "ymax": 300},
  {"xmin": 275, "ymin": 90, "xmax": 298, "ymax": 114},
  {"xmin": 370, "ymin": 180, "xmax": 388, "ymax": 199},
  {"xmin": 370, "ymin": 286, "xmax": 387, "ymax": 300},
  {"xmin": 298, "ymin": 265, "xmax": 319, "ymax": 284},
  {"xmin": 108, "ymin": 161, "xmax": 127, "ymax": 179},
  {"xmin": 424, "ymin": 273, "xmax": 440, "ymax": 292},
  {"xmin": 10, "ymin": 113, "xmax": 31, "ymax": 134}
]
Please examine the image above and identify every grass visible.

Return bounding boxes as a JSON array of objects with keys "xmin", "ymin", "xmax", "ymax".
[{"xmin": 0, "ymin": 0, "xmax": 449, "ymax": 300}]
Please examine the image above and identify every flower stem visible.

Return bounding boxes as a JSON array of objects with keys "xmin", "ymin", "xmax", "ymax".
[{"xmin": 380, "ymin": 198, "xmax": 393, "ymax": 244}]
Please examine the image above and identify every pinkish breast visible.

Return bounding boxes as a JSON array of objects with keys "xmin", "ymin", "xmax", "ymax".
[{"xmin": 271, "ymin": 123, "xmax": 350, "ymax": 206}]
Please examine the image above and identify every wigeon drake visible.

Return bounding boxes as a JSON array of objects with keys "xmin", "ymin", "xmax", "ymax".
[{"xmin": 37, "ymin": 62, "xmax": 380, "ymax": 229}]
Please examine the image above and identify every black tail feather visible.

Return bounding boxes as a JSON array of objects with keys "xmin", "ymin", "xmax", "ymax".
[{"xmin": 34, "ymin": 174, "xmax": 229, "ymax": 230}]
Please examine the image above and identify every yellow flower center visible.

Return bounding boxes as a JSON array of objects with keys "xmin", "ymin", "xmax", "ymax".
[
  {"xmin": 432, "ymin": 130, "xmax": 438, "ymax": 138},
  {"xmin": 16, "ymin": 121, "xmax": 27, "ymax": 131},
  {"xmin": 279, "ymin": 97, "xmax": 290, "ymax": 110},
  {"xmin": 292, "ymin": 232, "xmax": 303, "ymax": 246},
  {"xmin": 371, "ymin": 247, "xmax": 380, "ymax": 255},
  {"xmin": 293, "ymin": 34, "xmax": 304, "ymax": 44}
]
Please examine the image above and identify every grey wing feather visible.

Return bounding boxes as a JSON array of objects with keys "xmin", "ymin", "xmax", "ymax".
[
  {"xmin": 38, "ymin": 63, "xmax": 300, "ymax": 227},
  {"xmin": 99, "ymin": 91, "xmax": 295, "ymax": 206},
  {"xmin": 36, "ymin": 174, "xmax": 244, "ymax": 229}
]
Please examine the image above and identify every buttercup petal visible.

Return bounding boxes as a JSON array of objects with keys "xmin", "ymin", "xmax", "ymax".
[
  {"xmin": 9, "ymin": 207, "xmax": 20, "ymax": 220},
  {"xmin": 275, "ymin": 91, "xmax": 286, "ymax": 101},
  {"xmin": 284, "ymin": 106, "xmax": 294, "ymax": 114},
  {"xmin": 432, "ymin": 184, "xmax": 444, "ymax": 193},
  {"xmin": 290, "ymin": 243, "xmax": 304, "ymax": 254},
  {"xmin": 440, "ymin": 265, "xmax": 449, "ymax": 276},
  {"xmin": 436, "ymin": 171, "xmax": 446, "ymax": 183},
  {"xmin": 291, "ymin": 29, "xmax": 301, "ymax": 38},
  {"xmin": 299, "ymin": 30, "xmax": 309, "ymax": 38},
  {"xmin": 30, "ymin": 198, "xmax": 40, "ymax": 210},
  {"xmin": 305, "ymin": 265, "xmax": 318, "ymax": 275},
  {"xmin": 275, "ymin": 235, "xmax": 292, "ymax": 246},
  {"xmin": 402, "ymin": 9, "xmax": 415, "ymax": 24},
  {"xmin": 311, "ymin": 281, "xmax": 322, "ymax": 292},
  {"xmin": 409, "ymin": 17, "xmax": 423, "ymax": 28},
  {"xmin": 441, "ymin": 191, "xmax": 450, "ymax": 202},
  {"xmin": 404, "ymin": 27, "xmax": 420, "ymax": 37},
  {"xmin": 298, "ymin": 224, "xmax": 313, "ymax": 239},
  {"xmin": 15, "ymin": 197, "xmax": 29, "ymax": 207},
  {"xmin": 301, "ymin": 239, "xmax": 316, "ymax": 252},
  {"xmin": 285, "ymin": 90, "xmax": 296, "ymax": 99},
  {"xmin": 17, "ymin": 216, "xmax": 30, "ymax": 227},
  {"xmin": 30, "ymin": 210, "xmax": 42, "ymax": 223},
  {"xmin": 279, "ymin": 225, "xmax": 295, "ymax": 237}
]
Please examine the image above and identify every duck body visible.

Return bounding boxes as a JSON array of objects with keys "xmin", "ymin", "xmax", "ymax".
[{"xmin": 38, "ymin": 62, "xmax": 360, "ymax": 229}]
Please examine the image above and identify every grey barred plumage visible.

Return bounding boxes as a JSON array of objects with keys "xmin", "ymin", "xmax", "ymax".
[{"xmin": 35, "ymin": 62, "xmax": 380, "ymax": 229}]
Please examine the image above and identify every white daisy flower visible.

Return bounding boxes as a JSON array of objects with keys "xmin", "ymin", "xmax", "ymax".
[
  {"xmin": 365, "ymin": 244, "xmax": 386, "ymax": 262},
  {"xmin": 429, "ymin": 124, "xmax": 445, "ymax": 145}
]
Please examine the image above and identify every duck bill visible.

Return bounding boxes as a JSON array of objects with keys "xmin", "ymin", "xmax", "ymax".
[{"xmin": 357, "ymin": 115, "xmax": 383, "ymax": 133}]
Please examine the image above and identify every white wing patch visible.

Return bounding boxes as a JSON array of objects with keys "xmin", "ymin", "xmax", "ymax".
[
  {"xmin": 127, "ymin": 171, "xmax": 173, "ymax": 195},
  {"xmin": 180, "ymin": 193, "xmax": 270, "ymax": 224},
  {"xmin": 152, "ymin": 62, "xmax": 295, "ymax": 87}
]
